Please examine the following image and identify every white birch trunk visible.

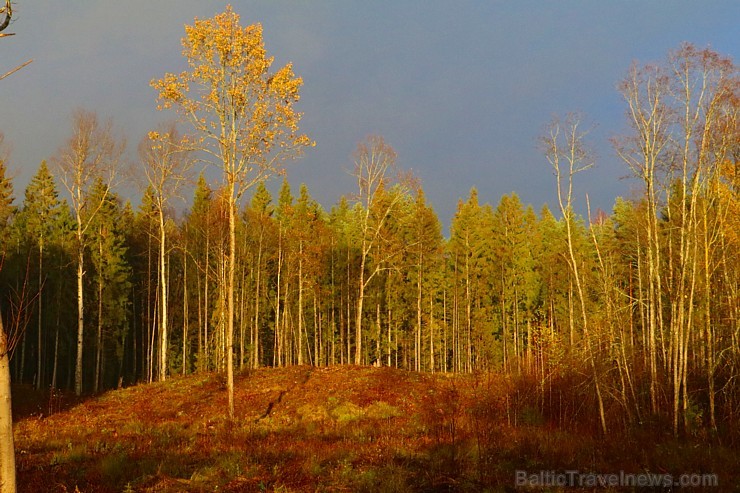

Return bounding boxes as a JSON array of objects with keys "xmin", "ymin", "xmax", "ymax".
[{"xmin": 0, "ymin": 316, "xmax": 17, "ymax": 493}]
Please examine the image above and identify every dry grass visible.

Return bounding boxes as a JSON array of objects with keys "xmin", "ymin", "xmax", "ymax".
[{"xmin": 13, "ymin": 366, "xmax": 739, "ymax": 492}]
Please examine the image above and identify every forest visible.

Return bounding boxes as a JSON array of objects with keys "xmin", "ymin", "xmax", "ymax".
[{"xmin": 1, "ymin": 5, "xmax": 739, "ymax": 491}]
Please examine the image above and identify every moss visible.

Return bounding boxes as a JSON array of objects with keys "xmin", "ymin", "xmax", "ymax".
[
  {"xmin": 365, "ymin": 401, "xmax": 402, "ymax": 420},
  {"xmin": 330, "ymin": 401, "xmax": 364, "ymax": 423},
  {"xmin": 297, "ymin": 403, "xmax": 330, "ymax": 423}
]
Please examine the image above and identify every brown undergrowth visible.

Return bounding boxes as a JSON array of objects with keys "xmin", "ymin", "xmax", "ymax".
[{"xmin": 13, "ymin": 366, "xmax": 739, "ymax": 492}]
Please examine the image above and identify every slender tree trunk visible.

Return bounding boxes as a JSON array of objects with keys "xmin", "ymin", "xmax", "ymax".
[
  {"xmin": 183, "ymin": 252, "xmax": 189, "ymax": 376},
  {"xmin": 149, "ymin": 287, "xmax": 158, "ymax": 383},
  {"xmin": 17, "ymin": 331, "xmax": 24, "ymax": 384},
  {"xmin": 204, "ymin": 235, "xmax": 210, "ymax": 371},
  {"xmin": 226, "ymin": 187, "xmax": 236, "ymax": 418},
  {"xmin": 0, "ymin": 314, "xmax": 16, "ymax": 493},
  {"xmin": 387, "ymin": 306, "xmax": 392, "ymax": 367},
  {"xmin": 145, "ymin": 229, "xmax": 152, "ymax": 382},
  {"xmin": 416, "ymin": 252, "xmax": 422, "ymax": 372},
  {"xmin": 566, "ymin": 216, "xmax": 608, "ymax": 435},
  {"xmin": 35, "ymin": 241, "xmax": 43, "ymax": 390},
  {"xmin": 131, "ymin": 287, "xmax": 138, "ymax": 383},
  {"xmin": 465, "ymin": 247, "xmax": 472, "ymax": 373},
  {"xmin": 253, "ymin": 233, "xmax": 262, "ymax": 369},
  {"xmin": 159, "ymin": 212, "xmax": 168, "ymax": 381},
  {"xmin": 75, "ymin": 230, "xmax": 85, "ymax": 396},
  {"xmin": 239, "ymin": 266, "xmax": 246, "ymax": 369},
  {"xmin": 274, "ymin": 228, "xmax": 282, "ymax": 367},
  {"xmin": 314, "ymin": 295, "xmax": 320, "ymax": 366},
  {"xmin": 197, "ymin": 264, "xmax": 203, "ymax": 371},
  {"xmin": 51, "ymin": 292, "xmax": 60, "ymax": 390},
  {"xmin": 355, "ymin": 241, "xmax": 367, "ymax": 365},
  {"xmin": 95, "ymin": 234, "xmax": 104, "ymax": 393},
  {"xmin": 298, "ymin": 241, "xmax": 303, "ymax": 365},
  {"xmin": 430, "ymin": 291, "xmax": 435, "ymax": 373},
  {"xmin": 453, "ymin": 252, "xmax": 460, "ymax": 372},
  {"xmin": 443, "ymin": 289, "xmax": 448, "ymax": 373},
  {"xmin": 346, "ymin": 246, "xmax": 351, "ymax": 364},
  {"xmin": 374, "ymin": 302, "xmax": 381, "ymax": 366}
]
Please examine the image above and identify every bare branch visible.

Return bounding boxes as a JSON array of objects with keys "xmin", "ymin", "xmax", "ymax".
[{"xmin": 0, "ymin": 58, "xmax": 32, "ymax": 81}]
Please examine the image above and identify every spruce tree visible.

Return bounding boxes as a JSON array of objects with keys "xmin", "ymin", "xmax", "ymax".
[
  {"xmin": 86, "ymin": 179, "xmax": 131, "ymax": 392},
  {"xmin": 19, "ymin": 161, "xmax": 65, "ymax": 389}
]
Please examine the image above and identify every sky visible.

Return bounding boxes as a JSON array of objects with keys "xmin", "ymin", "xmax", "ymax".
[{"xmin": 2, "ymin": 1, "xmax": 739, "ymax": 231}]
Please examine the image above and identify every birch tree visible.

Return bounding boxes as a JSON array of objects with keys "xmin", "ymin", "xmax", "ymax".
[
  {"xmin": 0, "ymin": 132, "xmax": 16, "ymax": 493},
  {"xmin": 139, "ymin": 124, "xmax": 193, "ymax": 381},
  {"xmin": 351, "ymin": 136, "xmax": 413, "ymax": 365},
  {"xmin": 152, "ymin": 6, "xmax": 312, "ymax": 417},
  {"xmin": 53, "ymin": 109, "xmax": 124, "ymax": 396},
  {"xmin": 1, "ymin": 2, "xmax": 25, "ymax": 485},
  {"xmin": 542, "ymin": 113, "xmax": 608, "ymax": 435}
]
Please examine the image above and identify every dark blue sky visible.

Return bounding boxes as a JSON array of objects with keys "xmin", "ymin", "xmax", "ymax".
[{"xmin": 3, "ymin": 1, "xmax": 739, "ymax": 230}]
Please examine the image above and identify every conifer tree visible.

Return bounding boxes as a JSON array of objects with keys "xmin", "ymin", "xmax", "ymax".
[
  {"xmin": 183, "ymin": 174, "xmax": 214, "ymax": 372},
  {"xmin": 407, "ymin": 188, "xmax": 443, "ymax": 371},
  {"xmin": 18, "ymin": 161, "xmax": 65, "ymax": 389},
  {"xmin": 87, "ymin": 179, "xmax": 131, "ymax": 392},
  {"xmin": 243, "ymin": 181, "xmax": 274, "ymax": 368}
]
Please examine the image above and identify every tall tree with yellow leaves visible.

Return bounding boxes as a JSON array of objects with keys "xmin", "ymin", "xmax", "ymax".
[{"xmin": 152, "ymin": 6, "xmax": 312, "ymax": 417}]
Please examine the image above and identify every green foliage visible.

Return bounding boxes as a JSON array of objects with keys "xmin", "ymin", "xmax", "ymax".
[
  {"xmin": 330, "ymin": 401, "xmax": 364, "ymax": 423},
  {"xmin": 0, "ymin": 156, "xmax": 15, "ymax": 236}
]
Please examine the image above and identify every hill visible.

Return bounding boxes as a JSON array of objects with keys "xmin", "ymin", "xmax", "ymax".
[{"xmin": 13, "ymin": 366, "xmax": 738, "ymax": 492}]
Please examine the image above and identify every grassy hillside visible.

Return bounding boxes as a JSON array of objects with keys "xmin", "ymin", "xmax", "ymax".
[{"xmin": 13, "ymin": 366, "xmax": 738, "ymax": 492}]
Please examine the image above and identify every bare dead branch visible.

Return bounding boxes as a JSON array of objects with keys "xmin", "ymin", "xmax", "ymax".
[{"xmin": 0, "ymin": 58, "xmax": 32, "ymax": 81}]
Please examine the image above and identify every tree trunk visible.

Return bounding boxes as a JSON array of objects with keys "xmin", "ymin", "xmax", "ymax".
[
  {"xmin": 298, "ymin": 241, "xmax": 303, "ymax": 365},
  {"xmin": 35, "ymin": 241, "xmax": 43, "ymax": 390},
  {"xmin": 430, "ymin": 291, "xmax": 435, "ymax": 373},
  {"xmin": 204, "ymin": 234, "xmax": 210, "ymax": 371},
  {"xmin": 51, "ymin": 300, "xmax": 60, "ymax": 390},
  {"xmin": 355, "ymin": 253, "xmax": 366, "ymax": 365},
  {"xmin": 253, "ymin": 233, "xmax": 262, "ymax": 369},
  {"xmin": 0, "ymin": 315, "xmax": 16, "ymax": 493},
  {"xmin": 182, "ymin": 251, "xmax": 188, "ymax": 376},
  {"xmin": 274, "ymin": 228, "xmax": 283, "ymax": 367},
  {"xmin": 416, "ymin": 251, "xmax": 422, "ymax": 372},
  {"xmin": 159, "ymin": 212, "xmax": 168, "ymax": 382},
  {"xmin": 94, "ymin": 234, "xmax": 104, "ymax": 393},
  {"xmin": 227, "ymin": 188, "xmax": 236, "ymax": 419},
  {"xmin": 74, "ymin": 232, "xmax": 85, "ymax": 396}
]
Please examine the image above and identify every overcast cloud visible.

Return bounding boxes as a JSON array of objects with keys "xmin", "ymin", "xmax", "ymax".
[{"xmin": 2, "ymin": 1, "xmax": 738, "ymax": 229}]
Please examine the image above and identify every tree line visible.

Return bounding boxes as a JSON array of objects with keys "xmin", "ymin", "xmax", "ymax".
[{"xmin": 0, "ymin": 9, "xmax": 737, "ymax": 440}]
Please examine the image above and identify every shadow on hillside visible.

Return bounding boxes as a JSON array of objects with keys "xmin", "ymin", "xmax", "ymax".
[{"xmin": 11, "ymin": 384, "xmax": 83, "ymax": 421}]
